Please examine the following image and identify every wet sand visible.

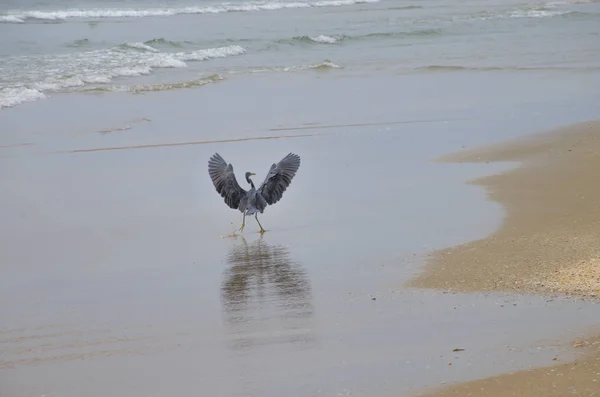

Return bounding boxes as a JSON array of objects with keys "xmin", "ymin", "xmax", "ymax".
[
  {"xmin": 2, "ymin": 72, "xmax": 600, "ymax": 397},
  {"xmin": 410, "ymin": 120, "xmax": 600, "ymax": 396},
  {"xmin": 418, "ymin": 335, "xmax": 600, "ymax": 397},
  {"xmin": 408, "ymin": 119, "xmax": 600, "ymax": 298},
  {"xmin": 415, "ymin": 328, "xmax": 600, "ymax": 397}
]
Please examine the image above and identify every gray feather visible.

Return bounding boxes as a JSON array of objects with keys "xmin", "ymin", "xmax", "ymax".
[
  {"xmin": 208, "ymin": 152, "xmax": 301, "ymax": 218},
  {"xmin": 258, "ymin": 153, "xmax": 301, "ymax": 206},
  {"xmin": 208, "ymin": 153, "xmax": 247, "ymax": 211}
]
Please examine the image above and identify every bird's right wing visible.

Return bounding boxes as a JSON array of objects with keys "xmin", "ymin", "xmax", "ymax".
[
  {"xmin": 208, "ymin": 153, "xmax": 247, "ymax": 210},
  {"xmin": 258, "ymin": 152, "xmax": 301, "ymax": 206}
]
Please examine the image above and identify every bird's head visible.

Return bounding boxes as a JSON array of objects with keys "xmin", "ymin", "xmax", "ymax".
[{"xmin": 245, "ymin": 172, "xmax": 256, "ymax": 183}]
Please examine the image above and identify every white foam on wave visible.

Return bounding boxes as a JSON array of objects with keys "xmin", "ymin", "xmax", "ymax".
[
  {"xmin": 177, "ymin": 45, "xmax": 246, "ymax": 61},
  {"xmin": 32, "ymin": 76, "xmax": 85, "ymax": 91},
  {"xmin": 140, "ymin": 45, "xmax": 246, "ymax": 67},
  {"xmin": 477, "ymin": 6, "xmax": 572, "ymax": 20},
  {"xmin": 509, "ymin": 9, "xmax": 571, "ymax": 18},
  {"xmin": 0, "ymin": 87, "xmax": 46, "ymax": 109},
  {"xmin": 2, "ymin": 0, "xmax": 379, "ymax": 22},
  {"xmin": 122, "ymin": 42, "xmax": 159, "ymax": 52},
  {"xmin": 113, "ymin": 65, "xmax": 153, "ymax": 77},
  {"xmin": 145, "ymin": 56, "xmax": 188, "ymax": 68},
  {"xmin": 309, "ymin": 35, "xmax": 339, "ymax": 44},
  {"xmin": 1, "ymin": 45, "xmax": 245, "ymax": 109},
  {"xmin": 82, "ymin": 75, "xmax": 113, "ymax": 84},
  {"xmin": 0, "ymin": 15, "xmax": 24, "ymax": 23}
]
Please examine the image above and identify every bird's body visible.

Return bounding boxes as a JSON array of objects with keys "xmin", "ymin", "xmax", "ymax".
[
  {"xmin": 241, "ymin": 186, "xmax": 266, "ymax": 216},
  {"xmin": 208, "ymin": 152, "xmax": 301, "ymax": 233}
]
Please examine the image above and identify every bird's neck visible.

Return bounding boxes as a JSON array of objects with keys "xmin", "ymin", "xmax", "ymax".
[{"xmin": 246, "ymin": 177, "xmax": 255, "ymax": 189}]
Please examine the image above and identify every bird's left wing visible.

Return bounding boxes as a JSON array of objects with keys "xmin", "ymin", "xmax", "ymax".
[
  {"xmin": 258, "ymin": 152, "xmax": 301, "ymax": 206},
  {"xmin": 208, "ymin": 153, "xmax": 247, "ymax": 210}
]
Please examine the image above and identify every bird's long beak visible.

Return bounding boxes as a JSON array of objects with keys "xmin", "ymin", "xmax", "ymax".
[{"xmin": 249, "ymin": 172, "xmax": 256, "ymax": 176}]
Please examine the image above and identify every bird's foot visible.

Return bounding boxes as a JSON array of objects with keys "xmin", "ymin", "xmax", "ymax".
[
  {"xmin": 238, "ymin": 224, "xmax": 245, "ymax": 233},
  {"xmin": 259, "ymin": 228, "xmax": 266, "ymax": 234}
]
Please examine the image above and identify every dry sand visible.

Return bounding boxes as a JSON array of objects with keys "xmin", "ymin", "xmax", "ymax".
[{"xmin": 410, "ymin": 120, "xmax": 600, "ymax": 396}]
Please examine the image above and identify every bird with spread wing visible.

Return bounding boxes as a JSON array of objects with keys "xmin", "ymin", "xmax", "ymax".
[{"xmin": 208, "ymin": 152, "xmax": 301, "ymax": 234}]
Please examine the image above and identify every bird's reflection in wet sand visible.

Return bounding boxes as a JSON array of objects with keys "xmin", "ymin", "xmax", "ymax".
[{"xmin": 221, "ymin": 235, "xmax": 315, "ymax": 353}]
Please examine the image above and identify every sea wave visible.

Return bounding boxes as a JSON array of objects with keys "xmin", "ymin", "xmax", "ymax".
[
  {"xmin": 276, "ymin": 59, "xmax": 342, "ymax": 71},
  {"xmin": 247, "ymin": 59, "xmax": 342, "ymax": 73},
  {"xmin": 83, "ymin": 74, "xmax": 225, "ymax": 94},
  {"xmin": 143, "ymin": 38, "xmax": 190, "ymax": 48},
  {"xmin": 0, "ymin": 45, "xmax": 244, "ymax": 109},
  {"xmin": 0, "ymin": 15, "xmax": 24, "ymax": 23},
  {"xmin": 508, "ymin": 9, "xmax": 572, "ymax": 18},
  {"xmin": 131, "ymin": 75, "xmax": 224, "ymax": 93},
  {"xmin": 179, "ymin": 46, "xmax": 246, "ymax": 61},
  {"xmin": 306, "ymin": 60, "xmax": 342, "ymax": 70},
  {"xmin": 0, "ymin": 0, "xmax": 379, "ymax": 23},
  {"xmin": 0, "ymin": 87, "xmax": 46, "ymax": 109},
  {"xmin": 309, "ymin": 35, "xmax": 339, "ymax": 44},
  {"xmin": 120, "ymin": 42, "xmax": 160, "ymax": 53},
  {"xmin": 289, "ymin": 28, "xmax": 441, "ymax": 45},
  {"xmin": 477, "ymin": 5, "xmax": 579, "ymax": 20},
  {"xmin": 293, "ymin": 35, "xmax": 341, "ymax": 44}
]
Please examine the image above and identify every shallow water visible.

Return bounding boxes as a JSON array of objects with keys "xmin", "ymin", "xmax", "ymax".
[
  {"xmin": 3, "ymin": 0, "xmax": 600, "ymax": 393},
  {"xmin": 2, "ymin": 65, "xmax": 600, "ymax": 396},
  {"xmin": 1, "ymin": 0, "xmax": 600, "ymax": 108}
]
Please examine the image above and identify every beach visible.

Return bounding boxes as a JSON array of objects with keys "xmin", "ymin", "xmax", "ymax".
[
  {"xmin": 419, "ymin": 336, "xmax": 600, "ymax": 397},
  {"xmin": 2, "ymin": 0, "xmax": 600, "ymax": 396},
  {"xmin": 409, "ymin": 120, "xmax": 600, "ymax": 300},
  {"xmin": 411, "ymin": 120, "xmax": 600, "ymax": 396}
]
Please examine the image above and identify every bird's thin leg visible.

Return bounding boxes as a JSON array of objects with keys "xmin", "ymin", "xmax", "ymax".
[
  {"xmin": 255, "ymin": 214, "xmax": 266, "ymax": 234},
  {"xmin": 238, "ymin": 211, "xmax": 246, "ymax": 233}
]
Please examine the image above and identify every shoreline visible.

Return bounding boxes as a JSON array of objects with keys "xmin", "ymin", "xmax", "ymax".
[
  {"xmin": 416, "ymin": 333, "xmax": 600, "ymax": 397},
  {"xmin": 407, "ymin": 119, "xmax": 600, "ymax": 299},
  {"xmin": 408, "ymin": 119, "xmax": 600, "ymax": 396}
]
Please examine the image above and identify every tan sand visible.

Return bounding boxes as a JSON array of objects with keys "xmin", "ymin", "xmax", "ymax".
[
  {"xmin": 409, "ymin": 120, "xmax": 600, "ymax": 396},
  {"xmin": 417, "ymin": 335, "xmax": 600, "ymax": 397},
  {"xmin": 408, "ymin": 119, "xmax": 600, "ymax": 299}
]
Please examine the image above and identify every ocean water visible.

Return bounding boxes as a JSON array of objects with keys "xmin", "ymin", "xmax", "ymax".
[{"xmin": 1, "ymin": 0, "xmax": 599, "ymax": 109}]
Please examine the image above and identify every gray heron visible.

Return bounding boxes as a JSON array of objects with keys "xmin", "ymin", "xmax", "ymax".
[{"xmin": 208, "ymin": 152, "xmax": 301, "ymax": 234}]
